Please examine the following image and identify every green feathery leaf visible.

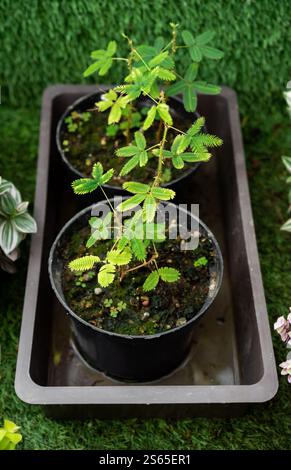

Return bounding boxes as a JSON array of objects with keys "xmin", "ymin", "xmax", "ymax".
[
  {"xmin": 159, "ymin": 267, "xmax": 180, "ymax": 282},
  {"xmin": 98, "ymin": 263, "xmax": 116, "ymax": 287},
  {"xmin": 156, "ymin": 67, "xmax": 176, "ymax": 81},
  {"xmin": 116, "ymin": 145, "xmax": 139, "ymax": 157},
  {"xmin": 91, "ymin": 162, "xmax": 103, "ymax": 180},
  {"xmin": 142, "ymin": 194, "xmax": 157, "ymax": 222},
  {"xmin": 143, "ymin": 271, "xmax": 159, "ymax": 292},
  {"xmin": 187, "ymin": 117, "xmax": 206, "ymax": 136},
  {"xmin": 119, "ymin": 154, "xmax": 140, "ymax": 176},
  {"xmin": 131, "ymin": 238, "xmax": 146, "ymax": 261},
  {"xmin": 157, "ymin": 103, "xmax": 173, "ymax": 125},
  {"xmin": 84, "ymin": 41, "xmax": 117, "ymax": 77},
  {"xmin": 143, "ymin": 106, "xmax": 157, "ymax": 130},
  {"xmin": 107, "ymin": 248, "xmax": 132, "ymax": 266},
  {"xmin": 117, "ymin": 194, "xmax": 147, "ymax": 212},
  {"xmin": 134, "ymin": 131, "xmax": 146, "ymax": 149},
  {"xmin": 69, "ymin": 255, "xmax": 100, "ymax": 272},
  {"xmin": 151, "ymin": 187, "xmax": 175, "ymax": 201},
  {"xmin": 71, "ymin": 178, "xmax": 99, "ymax": 194},
  {"xmin": 123, "ymin": 182, "xmax": 150, "ymax": 194},
  {"xmin": 101, "ymin": 168, "xmax": 114, "ymax": 185}
]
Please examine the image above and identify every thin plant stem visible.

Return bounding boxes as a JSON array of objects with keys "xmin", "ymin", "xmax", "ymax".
[
  {"xmin": 152, "ymin": 241, "xmax": 159, "ymax": 257},
  {"xmin": 143, "ymin": 91, "xmax": 159, "ymax": 106},
  {"xmin": 120, "ymin": 254, "xmax": 158, "ymax": 281},
  {"xmin": 153, "ymin": 258, "xmax": 159, "ymax": 272},
  {"xmin": 162, "ymin": 39, "xmax": 174, "ymax": 52},
  {"xmin": 175, "ymin": 71, "xmax": 188, "ymax": 82},
  {"xmin": 156, "ymin": 118, "xmax": 163, "ymax": 142},
  {"xmin": 153, "ymin": 123, "xmax": 168, "ymax": 187},
  {"xmin": 171, "ymin": 23, "xmax": 178, "ymax": 55},
  {"xmin": 132, "ymin": 48, "xmax": 150, "ymax": 71},
  {"xmin": 99, "ymin": 186, "xmax": 123, "ymax": 237},
  {"xmin": 168, "ymin": 125, "xmax": 186, "ymax": 135},
  {"xmin": 146, "ymin": 142, "xmax": 161, "ymax": 152},
  {"xmin": 125, "ymin": 52, "xmax": 133, "ymax": 144}
]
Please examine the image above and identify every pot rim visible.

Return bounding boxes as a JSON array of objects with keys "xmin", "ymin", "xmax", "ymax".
[
  {"xmin": 48, "ymin": 199, "xmax": 224, "ymax": 340},
  {"xmin": 55, "ymin": 88, "xmax": 200, "ymax": 190}
]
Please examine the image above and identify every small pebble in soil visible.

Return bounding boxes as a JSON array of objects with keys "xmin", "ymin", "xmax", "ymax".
[
  {"xmin": 141, "ymin": 296, "xmax": 150, "ymax": 307},
  {"xmin": 167, "ymin": 259, "xmax": 173, "ymax": 264},
  {"xmin": 94, "ymin": 287, "xmax": 103, "ymax": 295},
  {"xmin": 82, "ymin": 273, "xmax": 89, "ymax": 281},
  {"xmin": 100, "ymin": 137, "xmax": 106, "ymax": 146},
  {"xmin": 175, "ymin": 302, "xmax": 180, "ymax": 308},
  {"xmin": 176, "ymin": 317, "xmax": 187, "ymax": 327}
]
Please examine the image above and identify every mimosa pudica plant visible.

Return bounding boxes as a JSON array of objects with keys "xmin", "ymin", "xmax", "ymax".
[{"xmin": 69, "ymin": 25, "xmax": 223, "ymax": 293}]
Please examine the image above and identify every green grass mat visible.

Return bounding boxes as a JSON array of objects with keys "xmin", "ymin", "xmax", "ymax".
[
  {"xmin": 0, "ymin": 0, "xmax": 290, "ymax": 122},
  {"xmin": 0, "ymin": 103, "xmax": 291, "ymax": 449}
]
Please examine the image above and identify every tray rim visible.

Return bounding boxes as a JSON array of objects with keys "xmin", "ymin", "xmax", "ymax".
[{"xmin": 14, "ymin": 84, "xmax": 278, "ymax": 406}]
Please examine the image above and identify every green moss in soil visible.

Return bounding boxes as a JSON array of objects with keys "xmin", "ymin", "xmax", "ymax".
[
  {"xmin": 60, "ymin": 103, "xmax": 194, "ymax": 186},
  {"xmin": 62, "ymin": 227, "xmax": 216, "ymax": 335}
]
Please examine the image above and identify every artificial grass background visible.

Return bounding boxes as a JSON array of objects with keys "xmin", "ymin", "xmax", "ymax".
[
  {"xmin": 1, "ymin": 105, "xmax": 291, "ymax": 450},
  {"xmin": 0, "ymin": 0, "xmax": 291, "ymax": 122},
  {"xmin": 0, "ymin": 0, "xmax": 291, "ymax": 450}
]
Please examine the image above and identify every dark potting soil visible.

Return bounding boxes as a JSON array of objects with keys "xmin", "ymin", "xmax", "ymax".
[
  {"xmin": 60, "ymin": 106, "xmax": 193, "ymax": 186},
  {"xmin": 61, "ymin": 227, "xmax": 216, "ymax": 336}
]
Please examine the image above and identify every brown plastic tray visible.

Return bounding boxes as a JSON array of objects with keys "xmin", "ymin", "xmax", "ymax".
[{"xmin": 15, "ymin": 85, "xmax": 278, "ymax": 418}]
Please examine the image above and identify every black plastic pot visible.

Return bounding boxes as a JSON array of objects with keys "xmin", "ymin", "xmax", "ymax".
[
  {"xmin": 56, "ymin": 88, "xmax": 203, "ymax": 198},
  {"xmin": 48, "ymin": 199, "xmax": 223, "ymax": 382}
]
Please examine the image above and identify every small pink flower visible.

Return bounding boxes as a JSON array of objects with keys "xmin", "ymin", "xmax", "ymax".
[
  {"xmin": 279, "ymin": 359, "xmax": 291, "ymax": 383},
  {"xmin": 281, "ymin": 331, "xmax": 289, "ymax": 342},
  {"xmin": 274, "ymin": 315, "xmax": 291, "ymax": 343},
  {"xmin": 274, "ymin": 316, "xmax": 287, "ymax": 331}
]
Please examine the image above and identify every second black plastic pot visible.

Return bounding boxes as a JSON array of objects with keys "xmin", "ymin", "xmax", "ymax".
[
  {"xmin": 56, "ymin": 88, "xmax": 204, "ymax": 199},
  {"xmin": 48, "ymin": 200, "xmax": 223, "ymax": 382}
]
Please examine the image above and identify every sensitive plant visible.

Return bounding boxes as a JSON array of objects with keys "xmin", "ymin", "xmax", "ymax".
[
  {"xmin": 61, "ymin": 25, "xmax": 224, "ymax": 185},
  {"xmin": 0, "ymin": 177, "xmax": 37, "ymax": 272},
  {"xmin": 83, "ymin": 25, "xmax": 223, "ymax": 115},
  {"xmin": 68, "ymin": 25, "xmax": 223, "ymax": 294}
]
